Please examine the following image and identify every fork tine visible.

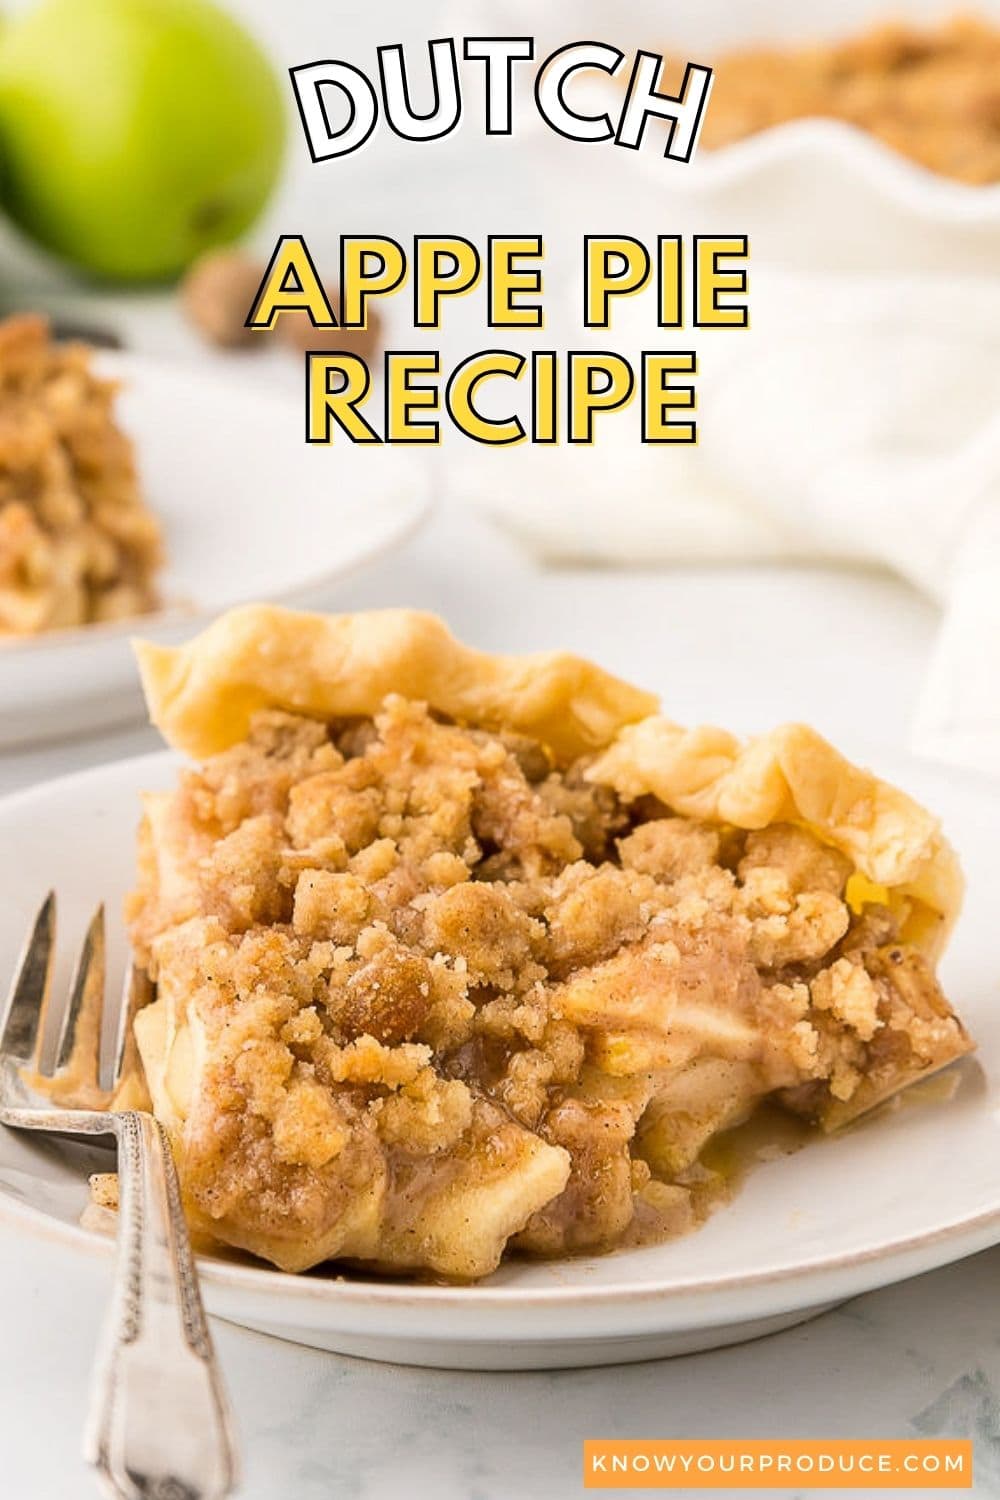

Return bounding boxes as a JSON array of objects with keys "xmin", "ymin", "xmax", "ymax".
[
  {"xmin": 111, "ymin": 959, "xmax": 154, "ymax": 1090},
  {"xmin": 0, "ymin": 892, "xmax": 56, "ymax": 1063},
  {"xmin": 53, "ymin": 904, "xmax": 105, "ymax": 1090}
]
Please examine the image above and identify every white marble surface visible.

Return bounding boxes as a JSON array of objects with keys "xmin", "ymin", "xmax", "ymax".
[
  {"xmin": 1, "ymin": 505, "xmax": 998, "ymax": 1499},
  {"xmin": 2, "ymin": 1228, "xmax": 998, "ymax": 1500}
]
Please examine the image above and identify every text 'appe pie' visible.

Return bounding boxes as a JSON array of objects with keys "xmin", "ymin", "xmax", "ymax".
[{"xmin": 109, "ymin": 606, "xmax": 971, "ymax": 1280}]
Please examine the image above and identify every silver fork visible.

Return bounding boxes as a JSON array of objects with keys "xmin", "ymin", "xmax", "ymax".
[{"xmin": 0, "ymin": 894, "xmax": 238, "ymax": 1500}]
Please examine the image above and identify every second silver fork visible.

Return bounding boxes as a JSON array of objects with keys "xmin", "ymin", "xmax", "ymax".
[{"xmin": 0, "ymin": 894, "xmax": 238, "ymax": 1500}]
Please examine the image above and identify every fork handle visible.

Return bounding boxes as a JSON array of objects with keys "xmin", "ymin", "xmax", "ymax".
[{"xmin": 85, "ymin": 1111, "xmax": 238, "ymax": 1500}]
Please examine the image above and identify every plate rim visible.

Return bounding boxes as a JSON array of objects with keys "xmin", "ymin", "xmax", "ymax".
[
  {"xmin": 654, "ymin": 115, "xmax": 1000, "ymax": 223},
  {"xmin": 0, "ymin": 1161, "xmax": 996, "ymax": 1316}
]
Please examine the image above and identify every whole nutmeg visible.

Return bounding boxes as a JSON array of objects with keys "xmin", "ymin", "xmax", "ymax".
[
  {"xmin": 181, "ymin": 249, "xmax": 265, "ymax": 350},
  {"xmin": 278, "ymin": 301, "xmax": 383, "ymax": 364}
]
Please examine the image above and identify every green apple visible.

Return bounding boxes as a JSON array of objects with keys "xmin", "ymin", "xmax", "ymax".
[{"xmin": 0, "ymin": 0, "xmax": 286, "ymax": 282}]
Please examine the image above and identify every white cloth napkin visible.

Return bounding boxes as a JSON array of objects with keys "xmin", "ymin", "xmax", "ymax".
[{"xmin": 450, "ymin": 269, "xmax": 1000, "ymax": 777}]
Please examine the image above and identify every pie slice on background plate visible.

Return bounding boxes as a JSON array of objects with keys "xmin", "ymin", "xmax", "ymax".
[
  {"xmin": 104, "ymin": 605, "xmax": 971, "ymax": 1282},
  {"xmin": 0, "ymin": 316, "xmax": 163, "ymax": 636}
]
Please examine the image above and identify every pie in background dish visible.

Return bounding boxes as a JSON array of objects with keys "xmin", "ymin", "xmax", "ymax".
[
  {"xmin": 700, "ymin": 15, "xmax": 1000, "ymax": 185},
  {"xmin": 0, "ymin": 314, "xmax": 162, "ymax": 637},
  {"xmin": 117, "ymin": 605, "xmax": 971, "ymax": 1281}
]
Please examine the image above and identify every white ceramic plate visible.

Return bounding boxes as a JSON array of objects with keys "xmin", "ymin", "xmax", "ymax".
[
  {"xmin": 0, "ymin": 355, "xmax": 429, "ymax": 748},
  {"xmin": 0, "ymin": 748, "xmax": 997, "ymax": 1370}
]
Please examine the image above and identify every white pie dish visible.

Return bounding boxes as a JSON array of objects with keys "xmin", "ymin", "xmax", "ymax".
[
  {"xmin": 437, "ymin": 0, "xmax": 1000, "ymax": 280},
  {"xmin": 0, "ymin": 745, "xmax": 996, "ymax": 1369},
  {"xmin": 0, "ymin": 354, "xmax": 429, "ymax": 749}
]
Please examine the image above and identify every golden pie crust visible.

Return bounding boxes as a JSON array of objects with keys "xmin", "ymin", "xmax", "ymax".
[
  {"xmin": 121, "ymin": 606, "xmax": 971, "ymax": 1280},
  {"xmin": 136, "ymin": 603, "xmax": 659, "ymax": 764}
]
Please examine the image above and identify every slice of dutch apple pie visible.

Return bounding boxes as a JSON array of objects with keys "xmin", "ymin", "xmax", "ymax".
[{"xmin": 102, "ymin": 606, "xmax": 971, "ymax": 1280}]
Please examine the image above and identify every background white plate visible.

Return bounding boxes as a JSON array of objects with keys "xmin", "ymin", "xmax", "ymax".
[
  {"xmin": 0, "ymin": 746, "xmax": 997, "ymax": 1369},
  {"xmin": 0, "ymin": 355, "xmax": 430, "ymax": 749}
]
